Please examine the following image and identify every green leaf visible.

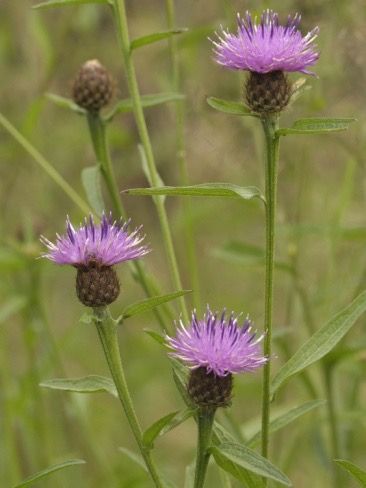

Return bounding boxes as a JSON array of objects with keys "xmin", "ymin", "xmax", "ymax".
[
  {"xmin": 213, "ymin": 450, "xmax": 265, "ymax": 488},
  {"xmin": 144, "ymin": 328, "xmax": 166, "ymax": 346},
  {"xmin": 120, "ymin": 290, "xmax": 191, "ymax": 321},
  {"xmin": 142, "ymin": 408, "xmax": 195, "ymax": 449},
  {"xmin": 81, "ymin": 165, "xmax": 104, "ymax": 216},
  {"xmin": 124, "ymin": 183, "xmax": 265, "ymax": 202},
  {"xmin": 334, "ymin": 459, "xmax": 366, "ymax": 487},
  {"xmin": 40, "ymin": 375, "xmax": 117, "ymax": 397},
  {"xmin": 118, "ymin": 447, "xmax": 147, "ymax": 472},
  {"xmin": 277, "ymin": 117, "xmax": 356, "ymax": 136},
  {"xmin": 271, "ymin": 291, "xmax": 366, "ymax": 394},
  {"xmin": 0, "ymin": 296, "xmax": 28, "ymax": 324},
  {"xmin": 171, "ymin": 359, "xmax": 191, "ymax": 406},
  {"xmin": 212, "ymin": 241, "xmax": 293, "ymax": 273},
  {"xmin": 207, "ymin": 97, "xmax": 257, "ymax": 117},
  {"xmin": 45, "ymin": 93, "xmax": 86, "ymax": 115},
  {"xmin": 210, "ymin": 443, "xmax": 291, "ymax": 486},
  {"xmin": 105, "ymin": 92, "xmax": 185, "ymax": 121},
  {"xmin": 13, "ymin": 459, "xmax": 86, "ymax": 487},
  {"xmin": 131, "ymin": 29, "xmax": 188, "ymax": 51},
  {"xmin": 247, "ymin": 400, "xmax": 325, "ymax": 447}
]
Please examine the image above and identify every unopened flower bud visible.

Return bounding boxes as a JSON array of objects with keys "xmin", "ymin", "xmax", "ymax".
[
  {"xmin": 245, "ymin": 70, "xmax": 291, "ymax": 115},
  {"xmin": 188, "ymin": 367, "xmax": 233, "ymax": 408},
  {"xmin": 72, "ymin": 59, "xmax": 114, "ymax": 113},
  {"xmin": 76, "ymin": 261, "xmax": 120, "ymax": 307}
]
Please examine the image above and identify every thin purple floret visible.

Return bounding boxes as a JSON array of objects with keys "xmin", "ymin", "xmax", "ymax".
[
  {"xmin": 167, "ymin": 308, "xmax": 267, "ymax": 377},
  {"xmin": 212, "ymin": 9, "xmax": 319, "ymax": 75},
  {"xmin": 40, "ymin": 212, "xmax": 150, "ymax": 267}
]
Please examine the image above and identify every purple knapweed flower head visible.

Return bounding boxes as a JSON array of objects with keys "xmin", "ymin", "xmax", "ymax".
[
  {"xmin": 40, "ymin": 212, "xmax": 149, "ymax": 267},
  {"xmin": 40, "ymin": 213, "xmax": 150, "ymax": 308},
  {"xmin": 167, "ymin": 308, "xmax": 267, "ymax": 377},
  {"xmin": 212, "ymin": 10, "xmax": 320, "ymax": 115},
  {"xmin": 212, "ymin": 10, "xmax": 319, "ymax": 75}
]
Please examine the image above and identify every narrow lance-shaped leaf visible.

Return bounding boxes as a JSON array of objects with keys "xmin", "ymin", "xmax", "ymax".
[
  {"xmin": 138, "ymin": 144, "xmax": 166, "ymax": 204},
  {"xmin": 33, "ymin": 0, "xmax": 111, "ymax": 9},
  {"xmin": 207, "ymin": 97, "xmax": 258, "ymax": 117},
  {"xmin": 118, "ymin": 447, "xmax": 147, "ymax": 472},
  {"xmin": 13, "ymin": 459, "xmax": 86, "ymax": 488},
  {"xmin": 131, "ymin": 29, "xmax": 188, "ymax": 51},
  {"xmin": 212, "ymin": 449, "xmax": 265, "ymax": 488},
  {"xmin": 81, "ymin": 165, "xmax": 104, "ymax": 216},
  {"xmin": 210, "ymin": 442, "xmax": 291, "ymax": 486},
  {"xmin": 334, "ymin": 459, "xmax": 366, "ymax": 487},
  {"xmin": 277, "ymin": 117, "xmax": 356, "ymax": 136},
  {"xmin": 247, "ymin": 400, "xmax": 325, "ymax": 447},
  {"xmin": 40, "ymin": 375, "xmax": 117, "ymax": 397},
  {"xmin": 124, "ymin": 183, "xmax": 265, "ymax": 202},
  {"xmin": 45, "ymin": 93, "xmax": 86, "ymax": 115},
  {"xmin": 105, "ymin": 92, "xmax": 185, "ymax": 121},
  {"xmin": 142, "ymin": 408, "xmax": 195, "ymax": 449},
  {"xmin": 271, "ymin": 290, "xmax": 366, "ymax": 394},
  {"xmin": 120, "ymin": 290, "xmax": 192, "ymax": 321}
]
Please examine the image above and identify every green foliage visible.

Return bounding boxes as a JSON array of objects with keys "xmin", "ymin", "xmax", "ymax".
[
  {"xmin": 210, "ymin": 442, "xmax": 291, "ymax": 486},
  {"xmin": 33, "ymin": 0, "xmax": 111, "ymax": 9},
  {"xmin": 271, "ymin": 291, "xmax": 366, "ymax": 394},
  {"xmin": 130, "ymin": 29, "xmax": 188, "ymax": 51},
  {"xmin": 13, "ymin": 460, "xmax": 86, "ymax": 487},
  {"xmin": 277, "ymin": 118, "xmax": 356, "ymax": 136},
  {"xmin": 120, "ymin": 290, "xmax": 191, "ymax": 321},
  {"xmin": 142, "ymin": 408, "xmax": 195, "ymax": 449},
  {"xmin": 40, "ymin": 375, "xmax": 118, "ymax": 397},
  {"xmin": 125, "ymin": 183, "xmax": 265, "ymax": 201},
  {"xmin": 206, "ymin": 97, "xmax": 258, "ymax": 117},
  {"xmin": 334, "ymin": 459, "xmax": 366, "ymax": 486}
]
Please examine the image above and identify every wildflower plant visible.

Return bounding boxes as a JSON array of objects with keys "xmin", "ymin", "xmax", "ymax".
[{"xmin": 1, "ymin": 2, "xmax": 364, "ymax": 488}]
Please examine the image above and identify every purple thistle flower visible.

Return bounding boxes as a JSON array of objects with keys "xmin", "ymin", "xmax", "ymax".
[
  {"xmin": 167, "ymin": 308, "xmax": 267, "ymax": 377},
  {"xmin": 40, "ymin": 213, "xmax": 150, "ymax": 267},
  {"xmin": 212, "ymin": 10, "xmax": 319, "ymax": 75}
]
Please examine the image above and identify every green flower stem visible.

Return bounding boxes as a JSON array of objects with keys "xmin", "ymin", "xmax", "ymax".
[
  {"xmin": 194, "ymin": 407, "xmax": 216, "ymax": 488},
  {"xmin": 111, "ymin": 0, "xmax": 189, "ymax": 323},
  {"xmin": 164, "ymin": 0, "xmax": 201, "ymax": 309},
  {"xmin": 0, "ymin": 112, "xmax": 91, "ymax": 215},
  {"xmin": 260, "ymin": 115, "xmax": 280, "ymax": 465},
  {"xmin": 324, "ymin": 368, "xmax": 342, "ymax": 488},
  {"xmin": 86, "ymin": 112, "xmax": 171, "ymax": 333},
  {"xmin": 93, "ymin": 307, "xmax": 164, "ymax": 488}
]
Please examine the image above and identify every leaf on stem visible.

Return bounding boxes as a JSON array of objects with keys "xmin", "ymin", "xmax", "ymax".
[
  {"xmin": 246, "ymin": 400, "xmax": 325, "ymax": 447},
  {"xmin": 124, "ymin": 183, "xmax": 265, "ymax": 202},
  {"xmin": 207, "ymin": 97, "xmax": 258, "ymax": 117},
  {"xmin": 105, "ymin": 92, "xmax": 185, "ymax": 121},
  {"xmin": 118, "ymin": 447, "xmax": 147, "ymax": 472},
  {"xmin": 334, "ymin": 459, "xmax": 366, "ymax": 486},
  {"xmin": 40, "ymin": 375, "xmax": 117, "ymax": 397},
  {"xmin": 277, "ymin": 118, "xmax": 356, "ymax": 136},
  {"xmin": 13, "ymin": 460, "xmax": 86, "ymax": 487},
  {"xmin": 45, "ymin": 93, "xmax": 86, "ymax": 115},
  {"xmin": 142, "ymin": 408, "xmax": 195, "ymax": 449},
  {"xmin": 81, "ymin": 165, "xmax": 104, "ymax": 216},
  {"xmin": 130, "ymin": 29, "xmax": 188, "ymax": 51},
  {"xmin": 143, "ymin": 329, "xmax": 167, "ymax": 346},
  {"xmin": 120, "ymin": 290, "xmax": 191, "ymax": 321},
  {"xmin": 138, "ymin": 144, "xmax": 166, "ymax": 204},
  {"xmin": 271, "ymin": 290, "xmax": 366, "ymax": 394},
  {"xmin": 210, "ymin": 442, "xmax": 291, "ymax": 486}
]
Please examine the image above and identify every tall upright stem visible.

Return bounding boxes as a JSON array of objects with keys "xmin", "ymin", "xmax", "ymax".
[
  {"xmin": 111, "ymin": 0, "xmax": 189, "ymax": 322},
  {"xmin": 193, "ymin": 407, "xmax": 216, "ymax": 488},
  {"xmin": 93, "ymin": 307, "xmax": 164, "ymax": 488},
  {"xmin": 260, "ymin": 115, "xmax": 280, "ymax": 465},
  {"xmin": 86, "ymin": 112, "xmax": 170, "ymax": 333},
  {"xmin": 164, "ymin": 0, "xmax": 201, "ymax": 309}
]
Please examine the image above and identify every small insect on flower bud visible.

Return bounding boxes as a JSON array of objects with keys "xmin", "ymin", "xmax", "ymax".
[
  {"xmin": 72, "ymin": 59, "xmax": 114, "ymax": 113},
  {"xmin": 188, "ymin": 367, "xmax": 233, "ymax": 408},
  {"xmin": 76, "ymin": 260, "xmax": 120, "ymax": 307},
  {"xmin": 245, "ymin": 70, "xmax": 291, "ymax": 115}
]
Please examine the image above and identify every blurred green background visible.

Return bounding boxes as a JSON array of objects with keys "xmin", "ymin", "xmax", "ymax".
[{"xmin": 1, "ymin": 0, "xmax": 365, "ymax": 486}]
